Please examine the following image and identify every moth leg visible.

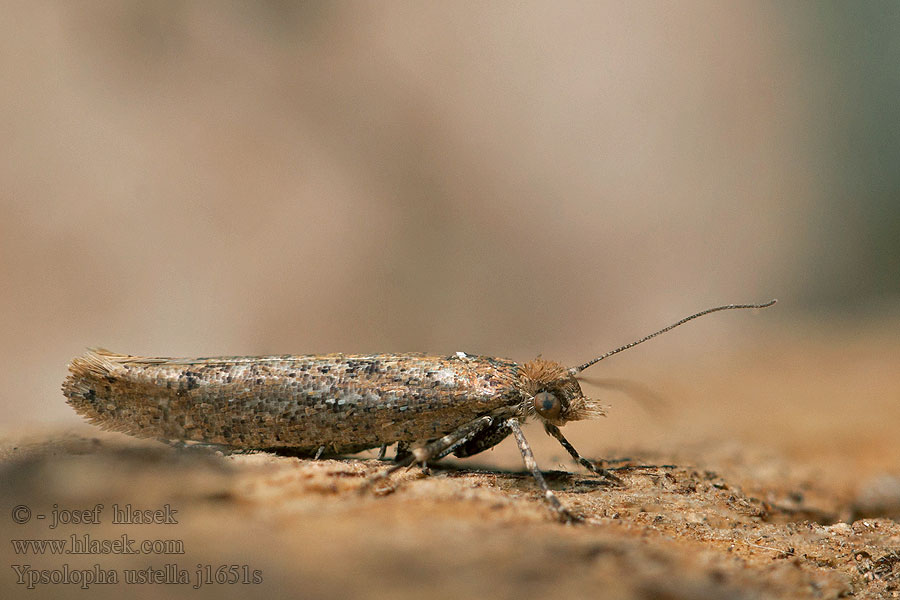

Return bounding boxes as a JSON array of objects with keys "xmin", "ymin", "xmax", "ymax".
[
  {"xmin": 409, "ymin": 415, "xmax": 496, "ymax": 468},
  {"xmin": 505, "ymin": 418, "xmax": 580, "ymax": 523},
  {"xmin": 452, "ymin": 420, "xmax": 511, "ymax": 458},
  {"xmin": 395, "ymin": 441, "xmax": 411, "ymax": 462},
  {"xmin": 165, "ymin": 439, "xmax": 234, "ymax": 455},
  {"xmin": 377, "ymin": 444, "xmax": 388, "ymax": 460},
  {"xmin": 362, "ymin": 416, "xmax": 495, "ymax": 491},
  {"xmin": 543, "ymin": 423, "xmax": 624, "ymax": 486}
]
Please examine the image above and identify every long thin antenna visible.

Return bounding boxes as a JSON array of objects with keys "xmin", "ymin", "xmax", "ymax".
[{"xmin": 569, "ymin": 299, "xmax": 776, "ymax": 374}]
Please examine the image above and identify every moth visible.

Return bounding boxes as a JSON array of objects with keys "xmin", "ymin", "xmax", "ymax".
[{"xmin": 63, "ymin": 300, "xmax": 775, "ymax": 520}]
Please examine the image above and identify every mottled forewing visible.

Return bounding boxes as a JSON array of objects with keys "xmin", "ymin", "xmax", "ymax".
[{"xmin": 64, "ymin": 350, "xmax": 522, "ymax": 452}]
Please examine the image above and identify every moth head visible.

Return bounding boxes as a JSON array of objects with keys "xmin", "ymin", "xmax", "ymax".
[
  {"xmin": 520, "ymin": 300, "xmax": 777, "ymax": 425},
  {"xmin": 518, "ymin": 358, "xmax": 606, "ymax": 425}
]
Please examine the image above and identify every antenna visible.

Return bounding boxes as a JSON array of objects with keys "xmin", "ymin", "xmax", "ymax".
[{"xmin": 569, "ymin": 299, "xmax": 776, "ymax": 374}]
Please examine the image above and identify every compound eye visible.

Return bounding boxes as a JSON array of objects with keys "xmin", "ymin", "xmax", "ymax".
[{"xmin": 533, "ymin": 391, "xmax": 562, "ymax": 420}]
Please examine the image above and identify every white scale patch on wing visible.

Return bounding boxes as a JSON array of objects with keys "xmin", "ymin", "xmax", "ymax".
[{"xmin": 432, "ymin": 368, "xmax": 458, "ymax": 386}]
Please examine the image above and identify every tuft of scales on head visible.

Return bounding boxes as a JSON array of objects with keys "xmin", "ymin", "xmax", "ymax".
[{"xmin": 517, "ymin": 357, "xmax": 607, "ymax": 425}]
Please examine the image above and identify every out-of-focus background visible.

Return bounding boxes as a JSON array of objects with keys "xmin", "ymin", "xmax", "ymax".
[
  {"xmin": 2, "ymin": 2, "xmax": 899, "ymax": 441},
  {"xmin": 4, "ymin": 4, "xmax": 900, "ymax": 600}
]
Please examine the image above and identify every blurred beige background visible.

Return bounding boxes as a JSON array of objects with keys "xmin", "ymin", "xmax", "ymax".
[{"xmin": 2, "ymin": 1, "xmax": 899, "ymax": 437}]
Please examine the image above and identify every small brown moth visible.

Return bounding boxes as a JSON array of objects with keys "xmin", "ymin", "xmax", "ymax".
[{"xmin": 63, "ymin": 300, "xmax": 775, "ymax": 521}]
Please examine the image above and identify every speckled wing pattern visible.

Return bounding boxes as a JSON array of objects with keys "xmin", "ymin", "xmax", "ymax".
[{"xmin": 63, "ymin": 349, "xmax": 524, "ymax": 454}]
